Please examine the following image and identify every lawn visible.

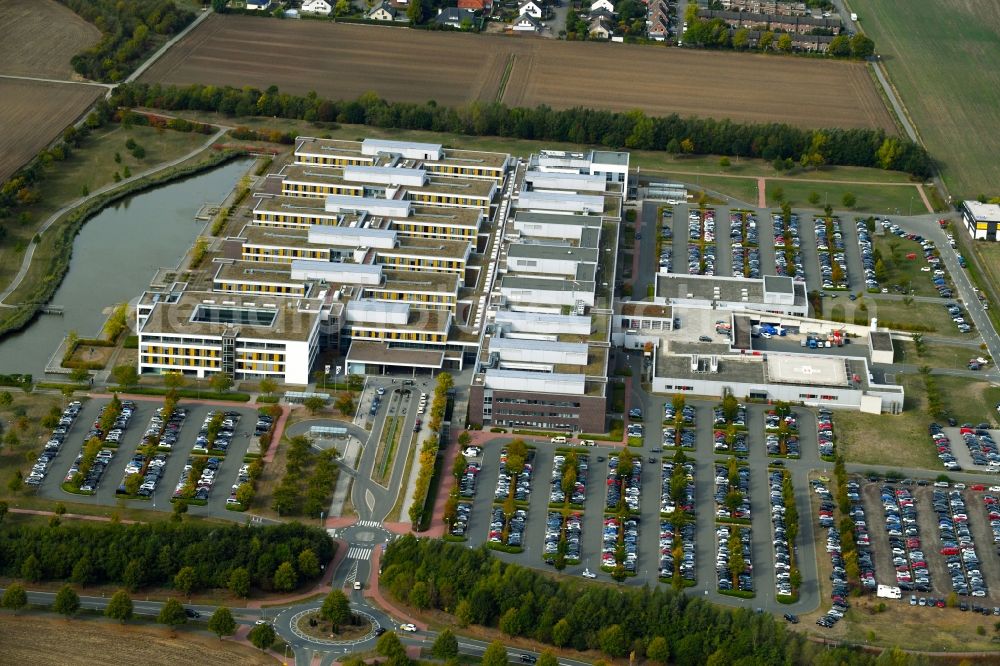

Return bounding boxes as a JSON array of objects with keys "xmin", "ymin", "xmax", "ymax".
[
  {"xmin": 894, "ymin": 340, "xmax": 986, "ymax": 371},
  {"xmin": 871, "ymin": 234, "xmax": 949, "ymax": 298},
  {"xmin": 766, "ymin": 179, "xmax": 926, "ymax": 215},
  {"xmin": 932, "ymin": 375, "xmax": 1000, "ymax": 426},
  {"xmin": 0, "ymin": 124, "xmax": 212, "ymax": 298},
  {"xmin": 852, "ymin": 297, "xmax": 975, "ymax": 339},
  {"xmin": 848, "ymin": 0, "xmax": 1000, "ymax": 199},
  {"xmin": 651, "ymin": 172, "xmax": 761, "ymax": 206}
]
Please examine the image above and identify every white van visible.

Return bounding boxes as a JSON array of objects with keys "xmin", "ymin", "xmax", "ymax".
[{"xmin": 551, "ymin": 436, "xmax": 567, "ymax": 444}]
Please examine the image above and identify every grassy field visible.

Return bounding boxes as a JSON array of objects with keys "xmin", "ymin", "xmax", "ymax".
[
  {"xmin": 0, "ymin": 613, "xmax": 278, "ymax": 665},
  {"xmin": 849, "ymin": 0, "xmax": 1000, "ymax": 199},
  {"xmin": 141, "ymin": 14, "xmax": 894, "ymax": 130},
  {"xmin": 872, "ymin": 234, "xmax": 948, "ymax": 298},
  {"xmin": 895, "ymin": 340, "xmax": 986, "ymax": 371},
  {"xmin": 855, "ymin": 298, "xmax": 975, "ymax": 339},
  {"xmin": 765, "ymin": 178, "xmax": 926, "ymax": 214},
  {"xmin": 0, "ymin": 124, "xmax": 213, "ymax": 301}
]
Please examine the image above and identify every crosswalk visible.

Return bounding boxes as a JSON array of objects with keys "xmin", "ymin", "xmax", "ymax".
[
  {"xmin": 347, "ymin": 546, "xmax": 372, "ymax": 560},
  {"xmin": 356, "ymin": 519, "xmax": 381, "ymax": 528}
]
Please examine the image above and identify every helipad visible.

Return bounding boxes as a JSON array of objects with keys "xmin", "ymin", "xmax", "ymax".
[{"xmin": 766, "ymin": 355, "xmax": 848, "ymax": 387}]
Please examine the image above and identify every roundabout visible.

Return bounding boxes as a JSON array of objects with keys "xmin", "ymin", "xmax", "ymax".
[{"xmin": 288, "ymin": 607, "xmax": 381, "ymax": 647}]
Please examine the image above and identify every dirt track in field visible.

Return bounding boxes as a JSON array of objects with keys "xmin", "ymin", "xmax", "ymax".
[
  {"xmin": 140, "ymin": 15, "xmax": 895, "ymax": 132},
  {"xmin": 0, "ymin": 0, "xmax": 100, "ymax": 80},
  {"xmin": 0, "ymin": 80, "xmax": 102, "ymax": 182}
]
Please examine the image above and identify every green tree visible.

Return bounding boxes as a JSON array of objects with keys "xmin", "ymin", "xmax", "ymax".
[
  {"xmin": 105, "ymin": 589, "xmax": 133, "ymax": 623},
  {"xmin": 598, "ymin": 624, "xmax": 628, "ymax": 658},
  {"xmin": 163, "ymin": 372, "xmax": 187, "ymax": 391},
  {"xmin": 320, "ymin": 589, "xmax": 352, "ymax": 631},
  {"xmin": 410, "ymin": 580, "xmax": 431, "ymax": 609},
  {"xmin": 259, "ymin": 377, "xmax": 277, "ymax": 396},
  {"xmin": 297, "ymin": 549, "xmax": 321, "ymax": 579},
  {"xmin": 303, "ymin": 396, "xmax": 326, "ymax": 414},
  {"xmin": 335, "ymin": 392, "xmax": 355, "ymax": 416},
  {"xmin": 228, "ymin": 567, "xmax": 251, "ymax": 598},
  {"xmin": 273, "ymin": 561, "xmax": 298, "ymax": 592},
  {"xmin": 454, "ymin": 599, "xmax": 473, "ymax": 627},
  {"xmin": 0, "ymin": 501, "xmax": 7, "ymax": 524},
  {"xmin": 21, "ymin": 554, "xmax": 42, "ymax": 582},
  {"xmin": 208, "ymin": 372, "xmax": 233, "ymax": 394},
  {"xmin": 828, "ymin": 34, "xmax": 850, "ymax": 57},
  {"xmin": 777, "ymin": 33, "xmax": 793, "ymax": 52},
  {"xmin": 407, "ymin": 0, "xmax": 425, "ymax": 24},
  {"xmin": 1, "ymin": 583, "xmax": 27, "ymax": 615},
  {"xmin": 646, "ymin": 636, "xmax": 670, "ymax": 664},
  {"xmin": 173, "ymin": 566, "xmax": 198, "ymax": 598},
  {"xmin": 0, "ymin": 391, "xmax": 12, "ymax": 407},
  {"xmin": 334, "ymin": 0, "xmax": 351, "ymax": 16},
  {"xmin": 111, "ymin": 364, "xmax": 139, "ymax": 389},
  {"xmin": 70, "ymin": 557, "xmax": 93, "ymax": 586},
  {"xmin": 69, "ymin": 367, "xmax": 90, "ymax": 383},
  {"xmin": 732, "ymin": 27, "xmax": 750, "ymax": 50},
  {"xmin": 719, "ymin": 156, "xmax": 731, "ymax": 168},
  {"xmin": 53, "ymin": 584, "xmax": 80, "ymax": 618},
  {"xmin": 208, "ymin": 606, "xmax": 237, "ymax": 639},
  {"xmin": 537, "ymin": 652, "xmax": 559, "ymax": 666},
  {"xmin": 158, "ymin": 598, "xmax": 187, "ymax": 630},
  {"xmin": 842, "ymin": 192, "xmax": 857, "ymax": 208},
  {"xmin": 248, "ymin": 622, "xmax": 277, "ymax": 650},
  {"xmin": 876, "ymin": 137, "xmax": 902, "ymax": 170},
  {"xmin": 850, "ymin": 33, "xmax": 875, "ymax": 58},
  {"xmin": 481, "ymin": 640, "xmax": 509, "ymax": 666},
  {"xmin": 808, "ymin": 192, "xmax": 820, "ymax": 206},
  {"xmin": 432, "ymin": 628, "xmax": 459, "ymax": 660},
  {"xmin": 124, "ymin": 473, "xmax": 142, "ymax": 496},
  {"xmin": 377, "ymin": 631, "xmax": 408, "ymax": 661}
]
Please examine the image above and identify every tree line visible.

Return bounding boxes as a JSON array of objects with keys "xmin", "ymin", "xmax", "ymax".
[
  {"xmin": 0, "ymin": 520, "xmax": 333, "ymax": 594},
  {"xmin": 57, "ymin": 0, "xmax": 195, "ymax": 82},
  {"xmin": 108, "ymin": 82, "xmax": 933, "ymax": 178},
  {"xmin": 381, "ymin": 535, "xmax": 930, "ymax": 665}
]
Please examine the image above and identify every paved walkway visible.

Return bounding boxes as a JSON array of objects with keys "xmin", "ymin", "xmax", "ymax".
[
  {"xmin": 0, "ymin": 128, "xmax": 226, "ymax": 306},
  {"xmin": 757, "ymin": 177, "xmax": 767, "ymax": 208},
  {"xmin": 8, "ymin": 507, "xmax": 139, "ymax": 523},
  {"xmin": 0, "ymin": 73, "xmax": 113, "ymax": 89},
  {"xmin": 365, "ymin": 545, "xmax": 425, "ymax": 630}
]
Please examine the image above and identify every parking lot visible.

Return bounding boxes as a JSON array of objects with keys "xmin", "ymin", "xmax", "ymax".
[
  {"xmin": 458, "ymin": 397, "xmax": 824, "ymax": 611},
  {"xmin": 33, "ymin": 397, "xmax": 261, "ymax": 517}
]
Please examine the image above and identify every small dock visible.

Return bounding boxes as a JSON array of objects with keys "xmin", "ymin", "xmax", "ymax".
[
  {"xmin": 38, "ymin": 305, "xmax": 63, "ymax": 315},
  {"xmin": 195, "ymin": 203, "xmax": 221, "ymax": 221}
]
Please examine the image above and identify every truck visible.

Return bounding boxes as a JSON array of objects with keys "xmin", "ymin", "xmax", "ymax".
[{"xmin": 876, "ymin": 584, "xmax": 901, "ymax": 599}]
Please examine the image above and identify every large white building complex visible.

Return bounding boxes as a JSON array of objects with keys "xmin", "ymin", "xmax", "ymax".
[
  {"xmin": 467, "ymin": 149, "xmax": 629, "ymax": 433},
  {"xmin": 612, "ymin": 273, "xmax": 904, "ymax": 414},
  {"xmin": 136, "ymin": 137, "xmax": 513, "ymax": 383}
]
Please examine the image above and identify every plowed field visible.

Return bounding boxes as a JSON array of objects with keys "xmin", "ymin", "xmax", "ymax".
[
  {"xmin": 0, "ymin": 0, "xmax": 100, "ymax": 80},
  {"xmin": 141, "ymin": 15, "xmax": 894, "ymax": 132},
  {"xmin": 0, "ymin": 80, "xmax": 102, "ymax": 182}
]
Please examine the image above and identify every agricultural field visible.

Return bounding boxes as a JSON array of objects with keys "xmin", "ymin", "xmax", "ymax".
[
  {"xmin": 0, "ymin": 614, "xmax": 276, "ymax": 666},
  {"xmin": 141, "ymin": 14, "xmax": 894, "ymax": 131},
  {"xmin": 0, "ymin": 0, "xmax": 100, "ymax": 80},
  {"xmin": 849, "ymin": 0, "xmax": 1000, "ymax": 198},
  {"xmin": 0, "ymin": 79, "xmax": 102, "ymax": 183}
]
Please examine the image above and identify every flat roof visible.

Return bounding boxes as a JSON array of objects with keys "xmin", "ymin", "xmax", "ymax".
[
  {"xmin": 658, "ymin": 273, "xmax": 807, "ymax": 307},
  {"xmin": 215, "ymin": 261, "xmax": 303, "ymax": 285},
  {"xmin": 255, "ymin": 196, "xmax": 340, "ymax": 217},
  {"xmin": 428, "ymin": 147, "xmax": 510, "ymax": 170},
  {"xmin": 348, "ymin": 305, "xmax": 451, "ymax": 333},
  {"xmin": 764, "ymin": 275, "xmax": 794, "ymax": 294},
  {"xmin": 296, "ymin": 137, "xmax": 368, "ymax": 158},
  {"xmin": 766, "ymin": 354, "xmax": 848, "ymax": 387},
  {"xmin": 513, "ymin": 211, "xmax": 604, "ymax": 227},
  {"xmin": 592, "ymin": 150, "xmax": 630, "ymax": 166},
  {"xmin": 964, "ymin": 200, "xmax": 1000, "ymax": 222},
  {"xmin": 282, "ymin": 164, "xmax": 495, "ymax": 198},
  {"xmin": 380, "ymin": 268, "xmax": 460, "ymax": 293},
  {"xmin": 346, "ymin": 340, "xmax": 445, "ymax": 368},
  {"xmin": 490, "ymin": 337, "xmax": 588, "ymax": 355},
  {"xmin": 619, "ymin": 302, "xmax": 672, "ymax": 319},
  {"xmin": 241, "ymin": 225, "xmax": 316, "ymax": 250},
  {"xmin": 508, "ymin": 243, "xmax": 599, "ymax": 263},
  {"xmin": 869, "ymin": 331, "xmax": 894, "ymax": 352},
  {"xmin": 380, "ymin": 238, "xmax": 470, "ymax": 259},
  {"xmin": 140, "ymin": 291, "xmax": 322, "ymax": 341},
  {"xmin": 501, "ymin": 275, "xmax": 595, "ymax": 292},
  {"xmin": 406, "ymin": 205, "xmax": 483, "ymax": 228}
]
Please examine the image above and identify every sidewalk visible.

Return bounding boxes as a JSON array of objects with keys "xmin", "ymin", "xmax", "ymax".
[
  {"xmin": 246, "ymin": 537, "xmax": 347, "ymax": 610},
  {"xmin": 365, "ymin": 544, "xmax": 425, "ymax": 630},
  {"xmin": 9, "ymin": 508, "xmax": 139, "ymax": 524}
]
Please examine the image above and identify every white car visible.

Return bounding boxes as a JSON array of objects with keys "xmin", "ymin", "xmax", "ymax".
[
  {"xmin": 463, "ymin": 447, "xmax": 482, "ymax": 458},
  {"xmin": 581, "ymin": 569, "xmax": 597, "ymax": 579},
  {"xmin": 400, "ymin": 623, "xmax": 417, "ymax": 632}
]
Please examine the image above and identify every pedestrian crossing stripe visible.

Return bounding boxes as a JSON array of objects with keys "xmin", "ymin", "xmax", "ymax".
[
  {"xmin": 347, "ymin": 546, "xmax": 372, "ymax": 560},
  {"xmin": 356, "ymin": 520, "xmax": 381, "ymax": 528}
]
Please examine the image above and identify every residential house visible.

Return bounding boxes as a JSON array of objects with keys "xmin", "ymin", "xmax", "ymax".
[
  {"xmin": 589, "ymin": 15, "xmax": 613, "ymax": 38},
  {"xmin": 519, "ymin": 0, "xmax": 544, "ymax": 18},
  {"xmin": 242, "ymin": 0, "xmax": 273, "ymax": 10},
  {"xmin": 458, "ymin": 0, "xmax": 493, "ymax": 11},
  {"xmin": 435, "ymin": 7, "xmax": 476, "ymax": 27},
  {"xmin": 590, "ymin": 0, "xmax": 615, "ymax": 15},
  {"xmin": 588, "ymin": 7, "xmax": 614, "ymax": 22},
  {"xmin": 301, "ymin": 0, "xmax": 332, "ymax": 14},
  {"xmin": 512, "ymin": 12, "xmax": 544, "ymax": 32},
  {"xmin": 697, "ymin": 9, "xmax": 842, "ymax": 35},
  {"xmin": 367, "ymin": 1, "xmax": 398, "ymax": 20}
]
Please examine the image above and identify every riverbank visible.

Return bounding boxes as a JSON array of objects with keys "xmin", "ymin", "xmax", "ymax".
[{"xmin": 0, "ymin": 144, "xmax": 243, "ymax": 339}]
